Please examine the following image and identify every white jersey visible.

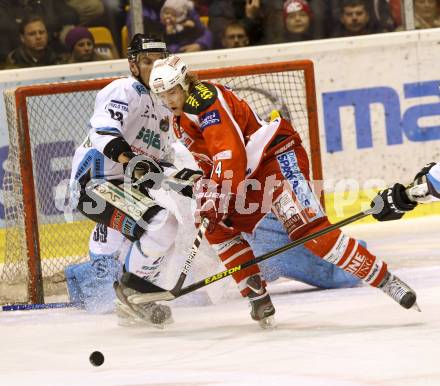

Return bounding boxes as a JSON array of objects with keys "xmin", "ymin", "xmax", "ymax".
[
  {"xmin": 70, "ymin": 76, "xmax": 173, "ymax": 191},
  {"xmin": 427, "ymin": 163, "xmax": 440, "ymax": 200},
  {"xmin": 408, "ymin": 162, "xmax": 440, "ymax": 203}
]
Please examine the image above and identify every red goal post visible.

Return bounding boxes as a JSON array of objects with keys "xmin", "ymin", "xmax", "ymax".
[{"xmin": 1, "ymin": 60, "xmax": 323, "ymax": 305}]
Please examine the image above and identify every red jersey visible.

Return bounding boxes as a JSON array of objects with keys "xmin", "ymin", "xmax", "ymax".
[{"xmin": 173, "ymin": 81, "xmax": 301, "ymax": 193}]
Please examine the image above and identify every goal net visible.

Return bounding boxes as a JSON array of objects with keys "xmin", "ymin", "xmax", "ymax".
[{"xmin": 0, "ymin": 60, "xmax": 322, "ymax": 304}]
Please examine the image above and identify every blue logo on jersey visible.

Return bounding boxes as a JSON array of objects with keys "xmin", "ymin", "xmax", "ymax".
[
  {"xmin": 132, "ymin": 82, "xmax": 147, "ymax": 95},
  {"xmin": 276, "ymin": 151, "xmax": 324, "ymax": 221},
  {"xmin": 108, "ymin": 99, "xmax": 128, "ymax": 112},
  {"xmin": 276, "ymin": 152, "xmax": 299, "ymax": 181},
  {"xmin": 200, "ymin": 110, "xmax": 221, "ymax": 131}
]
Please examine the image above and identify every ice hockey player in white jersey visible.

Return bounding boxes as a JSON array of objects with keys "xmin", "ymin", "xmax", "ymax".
[
  {"xmin": 68, "ymin": 34, "xmax": 202, "ymax": 327},
  {"xmin": 371, "ymin": 162, "xmax": 440, "ymax": 221}
]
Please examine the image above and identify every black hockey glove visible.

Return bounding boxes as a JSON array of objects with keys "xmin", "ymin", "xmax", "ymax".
[
  {"xmin": 123, "ymin": 153, "xmax": 164, "ymax": 190},
  {"xmin": 371, "ymin": 183, "xmax": 417, "ymax": 222},
  {"xmin": 164, "ymin": 168, "xmax": 203, "ymax": 198}
]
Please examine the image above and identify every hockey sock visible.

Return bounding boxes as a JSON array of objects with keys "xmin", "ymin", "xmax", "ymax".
[
  {"xmin": 304, "ymin": 227, "xmax": 388, "ymax": 287},
  {"xmin": 212, "ymin": 236, "xmax": 263, "ymax": 296}
]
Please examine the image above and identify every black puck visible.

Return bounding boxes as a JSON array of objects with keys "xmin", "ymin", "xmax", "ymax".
[{"xmin": 89, "ymin": 351, "xmax": 104, "ymax": 367}]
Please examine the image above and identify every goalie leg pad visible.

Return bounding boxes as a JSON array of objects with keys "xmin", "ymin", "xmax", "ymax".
[
  {"xmin": 301, "ymin": 221, "xmax": 388, "ymax": 287},
  {"xmin": 64, "ymin": 253, "xmax": 121, "ymax": 314},
  {"xmin": 244, "ymin": 213, "xmax": 360, "ymax": 289},
  {"xmin": 269, "ymin": 151, "xmax": 388, "ymax": 288}
]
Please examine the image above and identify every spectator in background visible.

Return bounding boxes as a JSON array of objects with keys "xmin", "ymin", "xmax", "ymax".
[
  {"xmin": 413, "ymin": 0, "xmax": 440, "ymax": 29},
  {"xmin": 388, "ymin": 0, "xmax": 402, "ymax": 26},
  {"xmin": 0, "ymin": 0, "xmax": 78, "ymax": 64},
  {"xmin": 192, "ymin": 0, "xmax": 209, "ymax": 15},
  {"xmin": 386, "ymin": 0, "xmax": 440, "ymax": 30},
  {"xmin": 62, "ymin": 26, "xmax": 108, "ymax": 63},
  {"xmin": 127, "ymin": 0, "xmax": 165, "ymax": 37},
  {"xmin": 64, "ymin": 0, "xmax": 105, "ymax": 26},
  {"xmin": 281, "ymin": 0, "xmax": 314, "ymax": 42},
  {"xmin": 329, "ymin": 0, "xmax": 395, "ymax": 35},
  {"xmin": 5, "ymin": 14, "xmax": 61, "ymax": 68},
  {"xmin": 208, "ymin": 0, "xmax": 264, "ymax": 48},
  {"xmin": 65, "ymin": 0, "xmax": 126, "ymax": 53},
  {"xmin": 262, "ymin": 0, "xmax": 328, "ymax": 44},
  {"xmin": 221, "ymin": 21, "xmax": 250, "ymax": 48},
  {"xmin": 159, "ymin": 0, "xmax": 213, "ymax": 52},
  {"xmin": 331, "ymin": 0, "xmax": 383, "ymax": 37},
  {"xmin": 101, "ymin": 0, "xmax": 128, "ymax": 54},
  {"xmin": 370, "ymin": 0, "xmax": 395, "ymax": 31}
]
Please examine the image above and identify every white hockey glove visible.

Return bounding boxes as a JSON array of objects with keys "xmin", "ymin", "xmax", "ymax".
[{"xmin": 163, "ymin": 168, "xmax": 203, "ymax": 198}]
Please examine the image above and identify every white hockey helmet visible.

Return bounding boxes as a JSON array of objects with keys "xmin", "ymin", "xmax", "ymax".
[{"xmin": 149, "ymin": 55, "xmax": 189, "ymax": 94}]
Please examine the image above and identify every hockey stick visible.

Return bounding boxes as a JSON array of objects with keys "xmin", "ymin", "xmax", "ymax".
[
  {"xmin": 3, "ymin": 218, "xmax": 206, "ymax": 312},
  {"xmin": 127, "ymin": 217, "xmax": 210, "ymax": 303},
  {"xmin": 1, "ymin": 302, "xmax": 81, "ymax": 312},
  {"xmin": 171, "ymin": 217, "xmax": 210, "ymax": 292},
  {"xmin": 129, "ymin": 206, "xmax": 377, "ymax": 304}
]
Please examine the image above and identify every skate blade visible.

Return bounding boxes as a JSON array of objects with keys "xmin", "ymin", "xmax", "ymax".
[
  {"xmin": 117, "ymin": 318, "xmax": 146, "ymax": 328},
  {"xmin": 411, "ymin": 302, "xmax": 422, "ymax": 312},
  {"xmin": 115, "ymin": 301, "xmax": 173, "ymax": 329},
  {"xmin": 258, "ymin": 315, "xmax": 276, "ymax": 329},
  {"xmin": 151, "ymin": 316, "xmax": 175, "ymax": 330},
  {"xmin": 118, "ymin": 313, "xmax": 173, "ymax": 329},
  {"xmin": 115, "ymin": 303, "xmax": 147, "ymax": 327}
]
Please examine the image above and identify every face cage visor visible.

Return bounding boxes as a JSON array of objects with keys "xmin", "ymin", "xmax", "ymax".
[{"xmin": 128, "ymin": 40, "xmax": 168, "ymax": 62}]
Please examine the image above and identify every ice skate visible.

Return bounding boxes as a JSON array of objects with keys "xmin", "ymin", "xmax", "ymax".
[
  {"xmin": 246, "ymin": 275, "xmax": 276, "ymax": 329},
  {"xmin": 114, "ymin": 281, "xmax": 173, "ymax": 328},
  {"xmin": 378, "ymin": 272, "xmax": 420, "ymax": 311}
]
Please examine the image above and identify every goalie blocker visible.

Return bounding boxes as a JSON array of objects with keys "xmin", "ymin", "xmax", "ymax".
[
  {"xmin": 77, "ymin": 180, "xmax": 164, "ymax": 242},
  {"xmin": 75, "ymin": 161, "xmax": 202, "ymax": 242}
]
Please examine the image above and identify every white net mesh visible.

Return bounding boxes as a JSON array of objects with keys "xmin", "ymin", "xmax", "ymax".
[{"xmin": 0, "ymin": 63, "xmax": 318, "ymax": 304}]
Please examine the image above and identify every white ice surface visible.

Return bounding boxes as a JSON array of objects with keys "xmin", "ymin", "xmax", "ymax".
[{"xmin": 1, "ymin": 215, "xmax": 440, "ymax": 386}]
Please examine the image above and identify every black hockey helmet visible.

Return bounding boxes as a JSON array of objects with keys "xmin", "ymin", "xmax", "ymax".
[{"xmin": 127, "ymin": 34, "xmax": 168, "ymax": 61}]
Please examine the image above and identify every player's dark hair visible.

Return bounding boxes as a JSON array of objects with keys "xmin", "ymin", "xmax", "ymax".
[
  {"xmin": 340, "ymin": 0, "xmax": 368, "ymax": 11},
  {"xmin": 222, "ymin": 20, "xmax": 249, "ymax": 37}
]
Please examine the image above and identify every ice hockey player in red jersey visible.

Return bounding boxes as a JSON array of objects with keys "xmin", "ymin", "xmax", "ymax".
[{"xmin": 149, "ymin": 55, "xmax": 419, "ymax": 327}]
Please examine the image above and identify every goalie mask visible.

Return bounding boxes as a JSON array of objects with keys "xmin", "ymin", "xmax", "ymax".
[
  {"xmin": 149, "ymin": 55, "xmax": 189, "ymax": 94},
  {"xmin": 127, "ymin": 34, "xmax": 168, "ymax": 62}
]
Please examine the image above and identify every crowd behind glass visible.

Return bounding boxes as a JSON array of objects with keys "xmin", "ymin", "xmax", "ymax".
[{"xmin": 0, "ymin": 0, "xmax": 439, "ymax": 69}]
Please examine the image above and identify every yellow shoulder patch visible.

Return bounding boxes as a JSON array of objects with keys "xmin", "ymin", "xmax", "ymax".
[{"xmin": 184, "ymin": 82, "xmax": 217, "ymax": 115}]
